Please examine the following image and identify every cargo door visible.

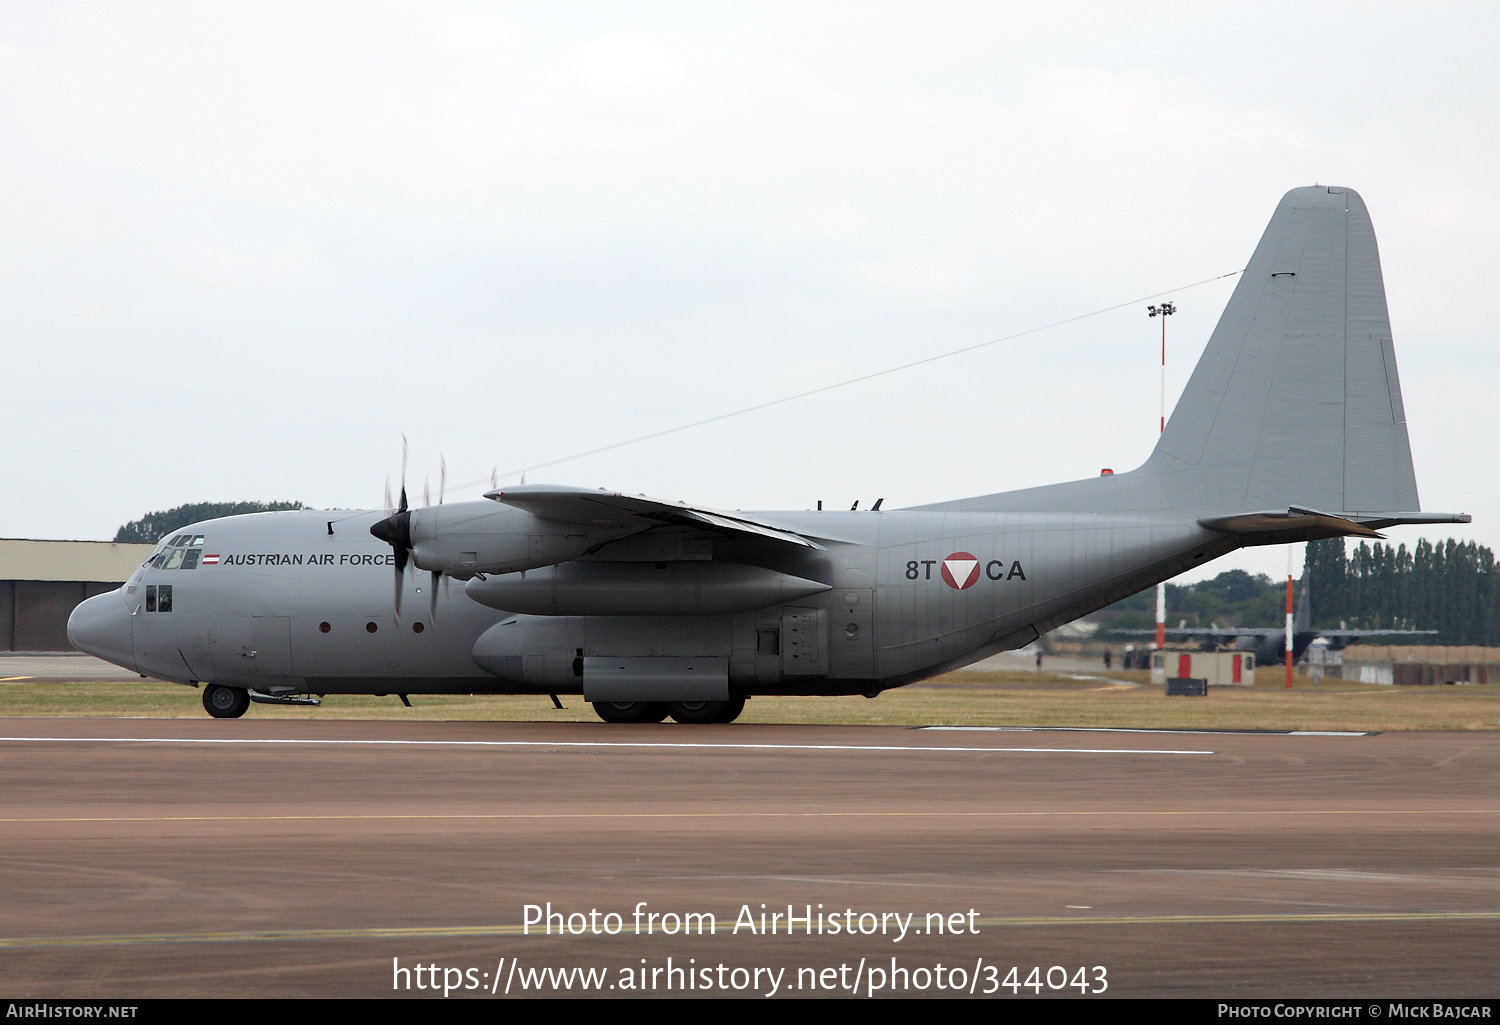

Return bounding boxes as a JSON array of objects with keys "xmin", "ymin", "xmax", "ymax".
[{"xmin": 828, "ymin": 588, "xmax": 874, "ymax": 679}]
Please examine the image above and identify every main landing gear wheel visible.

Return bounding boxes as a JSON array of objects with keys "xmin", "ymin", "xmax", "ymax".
[
  {"xmin": 203, "ymin": 684, "xmax": 250, "ymax": 719},
  {"xmin": 591, "ymin": 701, "xmax": 670, "ymax": 724},
  {"xmin": 666, "ymin": 697, "xmax": 746, "ymax": 724}
]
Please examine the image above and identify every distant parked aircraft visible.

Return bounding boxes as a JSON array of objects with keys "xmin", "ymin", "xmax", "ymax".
[{"xmin": 1109, "ymin": 578, "xmax": 1435, "ymax": 666}]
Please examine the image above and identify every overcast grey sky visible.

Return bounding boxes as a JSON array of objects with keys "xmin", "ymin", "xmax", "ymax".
[{"xmin": 2, "ymin": 3, "xmax": 1494, "ymax": 584}]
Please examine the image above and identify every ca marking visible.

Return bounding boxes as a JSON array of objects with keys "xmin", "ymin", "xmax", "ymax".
[{"xmin": 69, "ymin": 187, "xmax": 1468, "ymax": 724}]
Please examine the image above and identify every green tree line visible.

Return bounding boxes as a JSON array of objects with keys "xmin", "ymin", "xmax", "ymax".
[
  {"xmin": 1304, "ymin": 537, "xmax": 1499, "ymax": 644},
  {"xmin": 1099, "ymin": 536, "xmax": 1492, "ymax": 644},
  {"xmin": 114, "ymin": 501, "xmax": 303, "ymax": 543}
]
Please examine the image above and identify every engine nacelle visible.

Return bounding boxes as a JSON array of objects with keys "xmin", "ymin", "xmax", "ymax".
[
  {"xmin": 397, "ymin": 500, "xmax": 635, "ymax": 579},
  {"xmin": 464, "ymin": 561, "xmax": 830, "ymax": 616}
]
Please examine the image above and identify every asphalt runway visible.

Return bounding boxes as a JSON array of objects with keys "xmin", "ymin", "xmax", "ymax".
[{"xmin": 1, "ymin": 719, "xmax": 1497, "ymax": 999}]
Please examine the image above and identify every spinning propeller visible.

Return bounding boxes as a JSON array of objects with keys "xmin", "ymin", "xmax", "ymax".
[
  {"xmin": 369, "ymin": 440, "xmax": 450, "ymax": 624},
  {"xmin": 369, "ymin": 437, "xmax": 413, "ymax": 622}
]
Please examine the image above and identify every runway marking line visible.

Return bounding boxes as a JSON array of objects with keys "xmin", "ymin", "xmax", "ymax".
[
  {"xmin": 921, "ymin": 726, "xmax": 1372, "ymax": 737},
  {"xmin": 4, "ymin": 911, "xmax": 1500, "ymax": 949},
  {"xmin": 0, "ymin": 736, "xmax": 1213, "ymax": 756},
  {"xmin": 1, "ymin": 808, "xmax": 1496, "ymax": 825}
]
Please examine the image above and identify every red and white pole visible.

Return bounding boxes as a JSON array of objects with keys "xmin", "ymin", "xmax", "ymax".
[{"xmin": 1285, "ymin": 546, "xmax": 1295, "ymax": 689}]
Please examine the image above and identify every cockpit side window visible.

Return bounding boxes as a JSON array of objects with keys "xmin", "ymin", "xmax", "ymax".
[{"xmin": 145, "ymin": 540, "xmax": 169, "ymax": 569}]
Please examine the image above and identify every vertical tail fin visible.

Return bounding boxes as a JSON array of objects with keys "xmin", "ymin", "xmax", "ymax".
[{"xmin": 1143, "ymin": 186, "xmax": 1419, "ymax": 515}]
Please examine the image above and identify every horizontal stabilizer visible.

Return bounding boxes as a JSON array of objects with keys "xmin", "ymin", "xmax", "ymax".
[
  {"xmin": 1341, "ymin": 510, "xmax": 1472, "ymax": 531},
  {"xmin": 1199, "ymin": 506, "xmax": 1470, "ymax": 544},
  {"xmin": 1199, "ymin": 508, "xmax": 1385, "ymax": 541}
]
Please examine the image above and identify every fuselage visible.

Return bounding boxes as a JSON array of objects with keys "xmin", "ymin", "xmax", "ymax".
[{"xmin": 69, "ymin": 505, "xmax": 1234, "ymax": 697}]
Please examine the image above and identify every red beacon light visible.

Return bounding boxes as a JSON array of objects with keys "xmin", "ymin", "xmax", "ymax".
[{"xmin": 1100, "ymin": 468, "xmax": 1114, "ymax": 475}]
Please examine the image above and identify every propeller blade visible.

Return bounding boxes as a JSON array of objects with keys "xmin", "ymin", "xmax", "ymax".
[
  {"xmin": 490, "ymin": 466, "xmax": 497, "ymax": 491},
  {"xmin": 393, "ymin": 550, "xmax": 406, "ymax": 624},
  {"xmin": 423, "ymin": 475, "xmax": 430, "ymax": 508},
  {"xmin": 374, "ymin": 437, "xmax": 415, "ymax": 623},
  {"xmin": 439, "ymin": 456, "xmax": 446, "ymax": 506},
  {"xmin": 398, "ymin": 435, "xmax": 409, "ymax": 513}
]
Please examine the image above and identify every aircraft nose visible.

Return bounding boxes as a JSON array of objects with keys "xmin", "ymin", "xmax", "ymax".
[{"xmin": 67, "ymin": 590, "xmax": 137, "ymax": 672}]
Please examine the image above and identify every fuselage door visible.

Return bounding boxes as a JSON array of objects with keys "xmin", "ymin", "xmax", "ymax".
[{"xmin": 251, "ymin": 616, "xmax": 294, "ymax": 679}]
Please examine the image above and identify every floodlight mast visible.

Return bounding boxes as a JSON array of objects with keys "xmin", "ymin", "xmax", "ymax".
[{"xmin": 1147, "ymin": 301, "xmax": 1176, "ymax": 652}]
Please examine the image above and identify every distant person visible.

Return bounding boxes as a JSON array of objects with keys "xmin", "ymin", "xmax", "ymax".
[
  {"xmin": 1103, "ymin": 648, "xmax": 1113, "ymax": 670},
  {"xmin": 1035, "ymin": 651, "xmax": 1043, "ymax": 671}
]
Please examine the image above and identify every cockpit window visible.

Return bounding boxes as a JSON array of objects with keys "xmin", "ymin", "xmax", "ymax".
[{"xmin": 149, "ymin": 535, "xmax": 207, "ymax": 570}]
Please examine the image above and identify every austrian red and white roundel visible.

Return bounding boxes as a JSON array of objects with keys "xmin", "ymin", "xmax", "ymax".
[{"xmin": 940, "ymin": 552, "xmax": 981, "ymax": 590}]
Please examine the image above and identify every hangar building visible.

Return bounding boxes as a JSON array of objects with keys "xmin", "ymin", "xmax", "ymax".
[{"xmin": 0, "ymin": 539, "xmax": 154, "ymax": 651}]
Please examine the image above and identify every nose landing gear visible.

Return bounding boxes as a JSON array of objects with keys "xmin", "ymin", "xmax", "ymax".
[{"xmin": 203, "ymin": 684, "xmax": 250, "ymax": 719}]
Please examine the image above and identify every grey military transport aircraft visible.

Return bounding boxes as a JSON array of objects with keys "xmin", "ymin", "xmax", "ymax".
[{"xmin": 69, "ymin": 186, "xmax": 1468, "ymax": 723}]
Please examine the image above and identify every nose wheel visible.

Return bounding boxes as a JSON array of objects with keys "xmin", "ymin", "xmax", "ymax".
[{"xmin": 203, "ymin": 684, "xmax": 250, "ymax": 719}]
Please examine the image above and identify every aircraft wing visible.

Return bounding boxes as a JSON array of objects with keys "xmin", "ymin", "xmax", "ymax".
[{"xmin": 483, "ymin": 484, "xmax": 825, "ymax": 549}]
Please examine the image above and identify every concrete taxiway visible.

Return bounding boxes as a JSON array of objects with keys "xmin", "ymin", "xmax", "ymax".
[
  {"xmin": 0, "ymin": 718, "xmax": 1496, "ymax": 997},
  {"xmin": 0, "ymin": 653, "xmax": 145, "ymax": 682}
]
